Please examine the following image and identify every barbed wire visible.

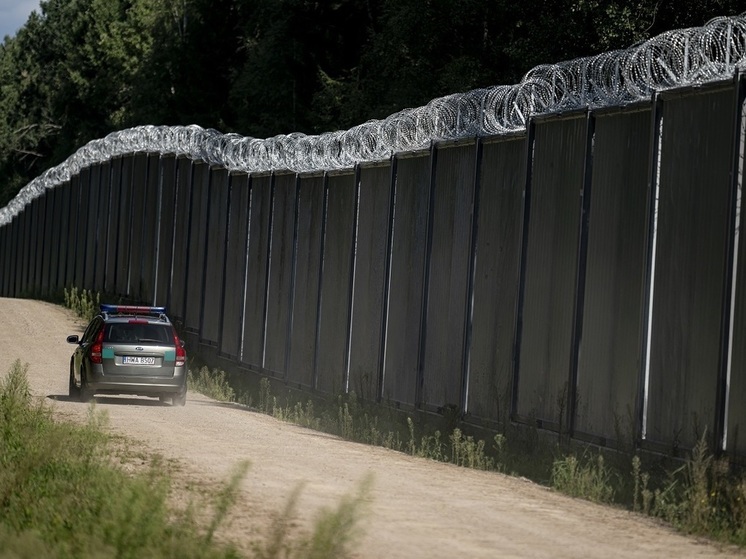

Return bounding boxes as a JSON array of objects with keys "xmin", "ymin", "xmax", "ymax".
[{"xmin": 1, "ymin": 13, "xmax": 745, "ymax": 226}]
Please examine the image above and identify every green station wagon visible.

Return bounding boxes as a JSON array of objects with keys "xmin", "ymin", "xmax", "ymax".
[{"xmin": 67, "ymin": 305, "xmax": 187, "ymax": 405}]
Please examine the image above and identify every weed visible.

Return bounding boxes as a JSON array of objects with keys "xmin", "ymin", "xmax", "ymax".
[
  {"xmin": 550, "ymin": 453, "xmax": 615, "ymax": 504},
  {"xmin": 188, "ymin": 365, "xmax": 236, "ymax": 402},
  {"xmin": 63, "ymin": 286, "xmax": 100, "ymax": 322}
]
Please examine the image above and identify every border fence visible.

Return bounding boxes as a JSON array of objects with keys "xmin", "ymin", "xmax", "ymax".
[{"xmin": 2, "ymin": 15, "xmax": 746, "ymax": 457}]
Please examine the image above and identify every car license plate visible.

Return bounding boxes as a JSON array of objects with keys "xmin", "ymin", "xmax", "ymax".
[{"xmin": 122, "ymin": 356, "xmax": 156, "ymax": 365}]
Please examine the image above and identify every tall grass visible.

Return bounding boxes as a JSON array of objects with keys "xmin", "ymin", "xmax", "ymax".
[
  {"xmin": 188, "ymin": 365, "xmax": 746, "ymax": 548},
  {"xmin": 0, "ymin": 360, "xmax": 367, "ymax": 558},
  {"xmin": 63, "ymin": 286, "xmax": 100, "ymax": 322}
]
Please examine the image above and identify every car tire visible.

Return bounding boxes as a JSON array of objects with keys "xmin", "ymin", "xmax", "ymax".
[
  {"xmin": 79, "ymin": 369, "xmax": 94, "ymax": 403},
  {"xmin": 172, "ymin": 388, "xmax": 187, "ymax": 407},
  {"xmin": 68, "ymin": 364, "xmax": 80, "ymax": 399}
]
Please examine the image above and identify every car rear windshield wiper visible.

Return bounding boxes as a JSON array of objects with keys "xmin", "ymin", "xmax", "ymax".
[{"xmin": 137, "ymin": 338, "xmax": 166, "ymax": 344}]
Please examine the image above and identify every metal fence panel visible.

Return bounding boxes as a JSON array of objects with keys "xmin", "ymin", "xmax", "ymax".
[
  {"xmin": 383, "ymin": 154, "xmax": 432, "ymax": 407},
  {"xmin": 574, "ymin": 106, "xmax": 652, "ymax": 442},
  {"xmin": 82, "ymin": 166, "xmax": 100, "ymax": 289},
  {"xmin": 264, "ymin": 173, "xmax": 298, "ymax": 378},
  {"xmin": 66, "ymin": 175, "xmax": 82, "ymax": 289},
  {"xmin": 94, "ymin": 162, "xmax": 111, "ymax": 292},
  {"xmin": 139, "ymin": 154, "xmax": 160, "ymax": 303},
  {"xmin": 287, "ymin": 175, "xmax": 325, "ymax": 389},
  {"xmin": 241, "ymin": 174, "xmax": 272, "ymax": 369},
  {"xmin": 115, "ymin": 156, "xmax": 134, "ymax": 295},
  {"xmin": 317, "ymin": 172, "xmax": 357, "ymax": 395},
  {"xmin": 467, "ymin": 135, "xmax": 527, "ymax": 424},
  {"xmin": 516, "ymin": 114, "xmax": 588, "ymax": 428},
  {"xmin": 31, "ymin": 193, "xmax": 46, "ymax": 293},
  {"xmin": 348, "ymin": 164, "xmax": 393, "ymax": 401},
  {"xmin": 645, "ymin": 85, "xmax": 737, "ymax": 449},
  {"xmin": 421, "ymin": 142, "xmax": 476, "ymax": 411},
  {"xmin": 201, "ymin": 167, "xmax": 230, "ymax": 345},
  {"xmin": 727, "ymin": 80, "xmax": 746, "ymax": 456},
  {"xmin": 56, "ymin": 181, "xmax": 72, "ymax": 292},
  {"xmin": 0, "ymin": 222, "xmax": 7, "ymax": 296},
  {"xmin": 75, "ymin": 167, "xmax": 94, "ymax": 289},
  {"xmin": 8, "ymin": 217, "xmax": 19, "ymax": 296},
  {"xmin": 127, "ymin": 153, "xmax": 149, "ymax": 300},
  {"xmin": 155, "ymin": 155, "xmax": 178, "ymax": 308},
  {"xmin": 220, "ymin": 173, "xmax": 251, "ymax": 359},
  {"xmin": 104, "ymin": 159, "xmax": 122, "ymax": 294},
  {"xmin": 185, "ymin": 162, "xmax": 210, "ymax": 333},
  {"xmin": 170, "ymin": 157, "xmax": 193, "ymax": 321},
  {"xmin": 44, "ymin": 187, "xmax": 59, "ymax": 295}
]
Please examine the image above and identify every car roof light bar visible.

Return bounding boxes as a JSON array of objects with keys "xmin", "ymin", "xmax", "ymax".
[{"xmin": 100, "ymin": 304, "xmax": 167, "ymax": 316}]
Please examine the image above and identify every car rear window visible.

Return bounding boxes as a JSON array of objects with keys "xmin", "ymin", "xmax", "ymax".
[{"xmin": 105, "ymin": 323, "xmax": 172, "ymax": 344}]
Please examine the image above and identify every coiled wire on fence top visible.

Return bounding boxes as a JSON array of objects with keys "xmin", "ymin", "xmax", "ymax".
[{"xmin": 1, "ymin": 13, "xmax": 746, "ymax": 226}]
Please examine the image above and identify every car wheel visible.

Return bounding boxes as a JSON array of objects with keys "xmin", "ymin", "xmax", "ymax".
[
  {"xmin": 79, "ymin": 369, "xmax": 94, "ymax": 403},
  {"xmin": 68, "ymin": 364, "xmax": 80, "ymax": 399},
  {"xmin": 172, "ymin": 388, "xmax": 187, "ymax": 407}
]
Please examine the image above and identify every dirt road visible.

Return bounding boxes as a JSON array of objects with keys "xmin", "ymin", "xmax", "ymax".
[{"xmin": 0, "ymin": 297, "xmax": 742, "ymax": 558}]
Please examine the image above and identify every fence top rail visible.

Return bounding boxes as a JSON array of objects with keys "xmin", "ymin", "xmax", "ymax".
[{"xmin": 1, "ymin": 12, "xmax": 745, "ymax": 226}]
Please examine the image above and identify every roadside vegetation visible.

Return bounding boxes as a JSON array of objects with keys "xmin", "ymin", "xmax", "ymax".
[
  {"xmin": 0, "ymin": 359, "xmax": 368, "ymax": 558},
  {"xmin": 189, "ymin": 364, "xmax": 746, "ymax": 548}
]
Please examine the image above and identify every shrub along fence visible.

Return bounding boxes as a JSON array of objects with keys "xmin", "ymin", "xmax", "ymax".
[{"xmin": 1, "ymin": 77, "xmax": 745, "ymax": 460}]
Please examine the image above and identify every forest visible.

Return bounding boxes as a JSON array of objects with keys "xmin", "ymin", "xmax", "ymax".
[{"xmin": 0, "ymin": 0, "xmax": 742, "ymax": 208}]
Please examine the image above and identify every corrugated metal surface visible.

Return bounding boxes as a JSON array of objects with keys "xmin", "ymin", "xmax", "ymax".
[
  {"xmin": 67, "ymin": 176, "xmax": 81, "ymax": 289},
  {"xmin": 241, "ymin": 174, "xmax": 272, "ymax": 369},
  {"xmin": 348, "ymin": 164, "xmax": 393, "ymax": 401},
  {"xmin": 0, "ymin": 219, "xmax": 7, "ymax": 294},
  {"xmin": 8, "ymin": 216, "xmax": 19, "ymax": 295},
  {"xmin": 263, "ymin": 172, "xmax": 297, "ymax": 378},
  {"xmin": 93, "ymin": 162, "xmax": 110, "ymax": 293},
  {"xmin": 317, "ymin": 172, "xmax": 357, "ymax": 395},
  {"xmin": 201, "ymin": 168, "xmax": 230, "ymax": 345},
  {"xmin": 467, "ymin": 135, "xmax": 527, "ymax": 424},
  {"xmin": 127, "ymin": 155, "xmax": 148, "ymax": 299},
  {"xmin": 726, "ymin": 81, "xmax": 746, "ymax": 456},
  {"xmin": 575, "ymin": 107, "xmax": 652, "ymax": 442},
  {"xmin": 383, "ymin": 154, "xmax": 432, "ymax": 406},
  {"xmin": 103, "ymin": 160, "xmax": 121, "ymax": 295},
  {"xmin": 154, "ymin": 155, "xmax": 177, "ymax": 307},
  {"xmin": 140, "ymin": 154, "xmax": 161, "ymax": 303},
  {"xmin": 41, "ymin": 188, "xmax": 56, "ymax": 294},
  {"xmin": 219, "ymin": 173, "xmax": 251, "ymax": 360},
  {"xmin": 287, "ymin": 174, "xmax": 324, "ymax": 389},
  {"xmin": 169, "ymin": 157, "xmax": 193, "ymax": 322},
  {"xmin": 82, "ymin": 165, "xmax": 100, "ymax": 290},
  {"xmin": 46, "ymin": 183, "xmax": 63, "ymax": 293},
  {"xmin": 72, "ymin": 168, "xmax": 90, "ymax": 289},
  {"xmin": 115, "ymin": 157, "xmax": 133, "ymax": 296},
  {"xmin": 30, "ymin": 193, "xmax": 44, "ymax": 292},
  {"xmin": 184, "ymin": 162, "xmax": 210, "ymax": 333},
  {"xmin": 646, "ymin": 85, "xmax": 737, "ymax": 449},
  {"xmin": 516, "ymin": 114, "xmax": 588, "ymax": 427},
  {"xmin": 421, "ymin": 142, "xmax": 477, "ymax": 410}
]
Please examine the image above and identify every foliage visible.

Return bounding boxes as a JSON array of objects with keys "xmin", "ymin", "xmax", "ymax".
[
  {"xmin": 188, "ymin": 365, "xmax": 236, "ymax": 402},
  {"xmin": 0, "ymin": 359, "xmax": 369, "ymax": 558},
  {"xmin": 63, "ymin": 286, "xmax": 100, "ymax": 322}
]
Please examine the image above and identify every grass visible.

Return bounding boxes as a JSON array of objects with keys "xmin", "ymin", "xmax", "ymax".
[
  {"xmin": 186, "ymin": 365, "xmax": 746, "ymax": 548},
  {"xmin": 0, "ymin": 359, "xmax": 368, "ymax": 558},
  {"xmin": 63, "ymin": 286, "xmax": 100, "ymax": 322}
]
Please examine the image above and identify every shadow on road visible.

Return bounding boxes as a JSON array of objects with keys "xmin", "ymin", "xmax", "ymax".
[{"xmin": 47, "ymin": 394, "xmax": 170, "ymax": 407}]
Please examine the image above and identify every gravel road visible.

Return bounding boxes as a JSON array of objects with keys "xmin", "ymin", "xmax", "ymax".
[{"xmin": 0, "ymin": 297, "xmax": 742, "ymax": 558}]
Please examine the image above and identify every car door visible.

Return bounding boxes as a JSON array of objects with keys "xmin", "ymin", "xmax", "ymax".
[{"xmin": 74, "ymin": 316, "xmax": 103, "ymax": 382}]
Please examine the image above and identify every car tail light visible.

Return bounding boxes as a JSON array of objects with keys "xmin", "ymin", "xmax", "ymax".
[
  {"xmin": 90, "ymin": 330, "xmax": 104, "ymax": 364},
  {"xmin": 173, "ymin": 330, "xmax": 186, "ymax": 367}
]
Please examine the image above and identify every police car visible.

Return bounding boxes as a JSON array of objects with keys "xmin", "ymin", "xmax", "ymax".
[{"xmin": 66, "ymin": 305, "xmax": 187, "ymax": 405}]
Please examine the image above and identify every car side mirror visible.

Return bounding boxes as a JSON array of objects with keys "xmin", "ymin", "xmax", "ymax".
[{"xmin": 66, "ymin": 335, "xmax": 80, "ymax": 344}]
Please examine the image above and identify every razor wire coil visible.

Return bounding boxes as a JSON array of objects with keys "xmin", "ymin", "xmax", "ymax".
[{"xmin": 2, "ymin": 13, "xmax": 746, "ymax": 225}]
